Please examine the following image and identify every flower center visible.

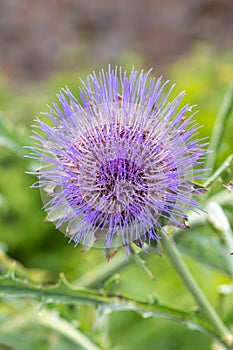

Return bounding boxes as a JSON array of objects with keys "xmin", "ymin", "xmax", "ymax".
[
  {"xmin": 96, "ymin": 158, "xmax": 147, "ymax": 216},
  {"xmin": 62, "ymin": 122, "xmax": 150, "ymax": 228},
  {"xmin": 62, "ymin": 115, "xmax": 180, "ymax": 233}
]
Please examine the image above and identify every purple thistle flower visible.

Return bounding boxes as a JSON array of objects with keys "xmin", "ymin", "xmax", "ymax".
[{"xmin": 28, "ymin": 66, "xmax": 208, "ymax": 252}]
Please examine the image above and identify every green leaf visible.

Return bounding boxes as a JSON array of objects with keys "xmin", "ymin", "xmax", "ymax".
[
  {"xmin": 207, "ymin": 202, "xmax": 233, "ymax": 277},
  {"xmin": 204, "ymin": 154, "xmax": 233, "ymax": 189},
  {"xmin": 0, "ymin": 112, "xmax": 28, "ymax": 155},
  {"xmin": 176, "ymin": 229, "xmax": 231, "ymax": 276},
  {"xmin": 205, "ymin": 82, "xmax": 233, "ymax": 173}
]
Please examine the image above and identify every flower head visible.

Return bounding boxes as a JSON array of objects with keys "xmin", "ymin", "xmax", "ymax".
[{"xmin": 29, "ymin": 67, "xmax": 207, "ymax": 252}]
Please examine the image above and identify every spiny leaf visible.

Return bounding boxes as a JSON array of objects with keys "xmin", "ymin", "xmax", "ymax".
[
  {"xmin": 0, "ymin": 250, "xmax": 51, "ymax": 283},
  {"xmin": 0, "ymin": 272, "xmax": 214, "ymax": 338}
]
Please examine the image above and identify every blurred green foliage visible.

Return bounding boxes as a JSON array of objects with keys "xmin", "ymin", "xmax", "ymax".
[{"xmin": 0, "ymin": 45, "xmax": 233, "ymax": 350}]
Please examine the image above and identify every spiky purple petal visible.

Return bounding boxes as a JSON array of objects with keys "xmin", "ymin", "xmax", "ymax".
[{"xmin": 28, "ymin": 66, "xmax": 208, "ymax": 252}]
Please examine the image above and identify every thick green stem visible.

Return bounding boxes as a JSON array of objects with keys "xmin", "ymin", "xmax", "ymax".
[{"xmin": 160, "ymin": 232, "xmax": 233, "ymax": 348}]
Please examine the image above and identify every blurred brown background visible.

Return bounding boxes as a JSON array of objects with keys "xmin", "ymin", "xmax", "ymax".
[{"xmin": 0, "ymin": 0, "xmax": 233, "ymax": 82}]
